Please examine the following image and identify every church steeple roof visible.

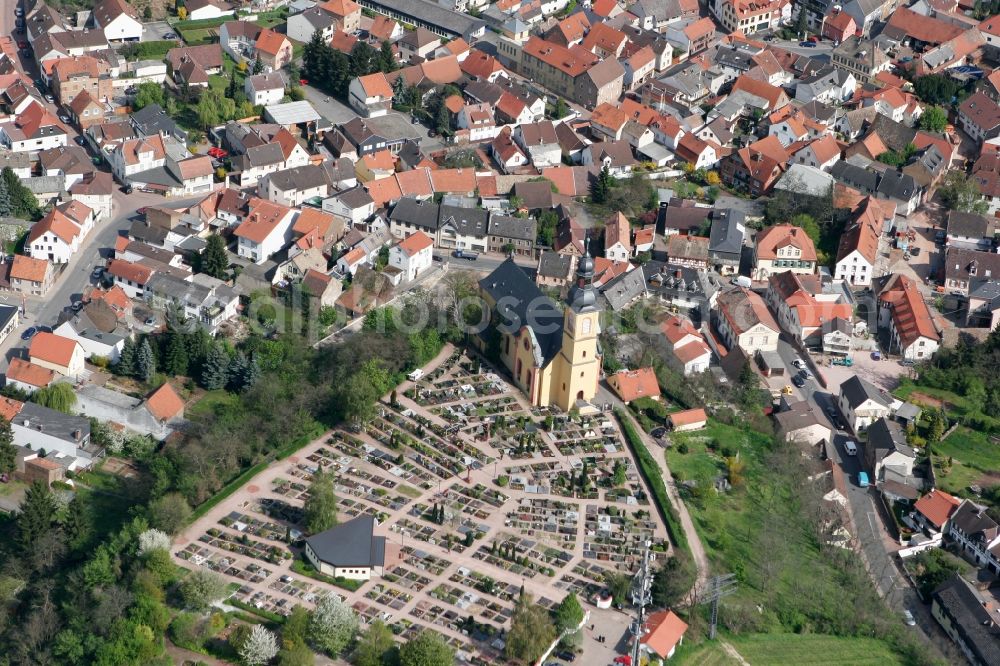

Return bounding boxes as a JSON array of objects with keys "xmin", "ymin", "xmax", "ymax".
[{"xmin": 568, "ymin": 238, "xmax": 598, "ymax": 313}]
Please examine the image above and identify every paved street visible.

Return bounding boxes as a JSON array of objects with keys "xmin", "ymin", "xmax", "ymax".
[{"xmin": 0, "ymin": 191, "xmax": 206, "ymax": 373}]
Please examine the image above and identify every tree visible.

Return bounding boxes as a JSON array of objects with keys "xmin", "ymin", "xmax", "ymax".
[
  {"xmin": 378, "ymin": 40, "xmax": 397, "ymax": 73},
  {"xmin": 591, "ymin": 164, "xmax": 613, "ymax": 204},
  {"xmin": 253, "ymin": 57, "xmax": 264, "ymax": 75},
  {"xmin": 278, "ymin": 641, "xmax": 316, "ymax": 666},
  {"xmin": 164, "ymin": 330, "xmax": 190, "ymax": 376},
  {"xmin": 0, "ymin": 170, "xmax": 11, "ymax": 217},
  {"xmin": 789, "ymin": 213, "xmax": 820, "ymax": 247},
  {"xmin": 309, "ymin": 593, "xmax": 358, "ymax": 655},
  {"xmin": 435, "ymin": 101, "xmax": 450, "ymax": 137},
  {"xmin": 399, "ymin": 630, "xmax": 453, "ymax": 666},
  {"xmin": 651, "ymin": 555, "xmax": 695, "ymax": 609},
  {"xmin": 133, "ymin": 82, "xmax": 166, "ymax": 111},
  {"xmin": 201, "ymin": 234, "xmax": 229, "ymax": 280},
  {"xmin": 117, "ymin": 336, "xmax": 137, "ymax": 376},
  {"xmin": 352, "ymin": 619, "xmax": 397, "ymax": 666},
  {"xmin": 148, "ymin": 492, "xmax": 191, "ymax": 534},
  {"xmin": 552, "ymin": 592, "xmax": 584, "ymax": 634},
  {"xmin": 554, "ymin": 97, "xmax": 569, "ymax": 119},
  {"xmin": 16, "ymin": 481, "xmax": 58, "ymax": 553},
  {"xmin": 177, "ymin": 5, "xmax": 187, "ymax": 18},
  {"xmin": 226, "ymin": 73, "xmax": 238, "ymax": 100},
  {"xmin": 179, "ymin": 569, "xmax": 227, "ymax": 610},
  {"xmin": 604, "ymin": 571, "xmax": 632, "ymax": 606},
  {"xmin": 795, "ymin": 2, "xmax": 807, "ymax": 36},
  {"xmin": 200, "ymin": 343, "xmax": 231, "ymax": 390},
  {"xmin": 505, "ymin": 594, "xmax": 556, "ymax": 664},
  {"xmin": 283, "ymin": 604, "xmax": 311, "ymax": 648},
  {"xmin": 919, "ymin": 105, "xmax": 948, "ymax": 133},
  {"xmin": 137, "ymin": 528, "xmax": 171, "ymax": 556},
  {"xmin": 913, "ymin": 74, "xmax": 962, "ymax": 106},
  {"xmin": 33, "ymin": 383, "xmax": 76, "ymax": 413},
  {"xmin": 240, "ymin": 624, "xmax": 280, "ymax": 666},
  {"xmin": 304, "ymin": 469, "xmax": 338, "ymax": 534},
  {"xmin": 0, "ymin": 415, "xmax": 14, "ymax": 475},
  {"xmin": 3, "ymin": 167, "xmax": 37, "ymax": 218},
  {"xmin": 939, "ymin": 171, "xmax": 989, "ymax": 214},
  {"xmin": 137, "ymin": 338, "xmax": 156, "ymax": 383}
]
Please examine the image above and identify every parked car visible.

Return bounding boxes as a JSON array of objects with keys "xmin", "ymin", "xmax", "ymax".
[
  {"xmin": 44, "ymin": 94, "xmax": 54, "ymax": 103},
  {"xmin": 74, "ymin": 135, "xmax": 86, "ymax": 146},
  {"xmin": 792, "ymin": 358, "xmax": 805, "ymax": 369},
  {"xmin": 799, "ymin": 41, "xmax": 817, "ymax": 47},
  {"xmin": 800, "ymin": 369, "xmax": 814, "ymax": 381},
  {"xmin": 903, "ymin": 610, "xmax": 916, "ymax": 626},
  {"xmin": 792, "ymin": 375, "xmax": 805, "ymax": 388},
  {"xmin": 58, "ymin": 114, "xmax": 70, "ymax": 123},
  {"xmin": 858, "ymin": 471, "xmax": 870, "ymax": 487},
  {"xmin": 900, "ymin": 359, "xmax": 916, "ymax": 367},
  {"xmin": 20, "ymin": 326, "xmax": 36, "ymax": 340},
  {"xmin": 910, "ymin": 247, "xmax": 921, "ymax": 257},
  {"xmin": 452, "ymin": 249, "xmax": 478, "ymax": 261},
  {"xmin": 555, "ymin": 651, "xmax": 576, "ymax": 663},
  {"xmin": 163, "ymin": 32, "xmax": 177, "ymax": 39}
]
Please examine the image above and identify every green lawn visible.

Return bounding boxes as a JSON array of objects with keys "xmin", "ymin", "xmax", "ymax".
[
  {"xmin": 678, "ymin": 634, "xmax": 904, "ymax": 666},
  {"xmin": 666, "ymin": 420, "xmax": 772, "ymax": 485},
  {"xmin": 932, "ymin": 426, "xmax": 1000, "ymax": 494},
  {"xmin": 177, "ymin": 27, "xmax": 219, "ymax": 46},
  {"xmin": 188, "ymin": 389, "xmax": 241, "ymax": 420}
]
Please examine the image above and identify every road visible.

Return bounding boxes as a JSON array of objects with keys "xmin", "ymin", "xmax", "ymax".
[
  {"xmin": 0, "ymin": 190, "xmax": 206, "ymax": 372},
  {"xmin": 431, "ymin": 249, "xmax": 535, "ymax": 275}
]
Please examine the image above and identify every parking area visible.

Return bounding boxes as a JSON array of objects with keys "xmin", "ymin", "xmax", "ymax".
[
  {"xmin": 172, "ymin": 347, "xmax": 673, "ymax": 662},
  {"xmin": 139, "ymin": 21, "xmax": 176, "ymax": 42}
]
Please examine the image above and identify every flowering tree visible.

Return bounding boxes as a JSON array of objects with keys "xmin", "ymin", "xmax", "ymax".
[
  {"xmin": 309, "ymin": 594, "xmax": 358, "ymax": 655},
  {"xmin": 239, "ymin": 624, "xmax": 279, "ymax": 666},
  {"xmin": 137, "ymin": 528, "xmax": 171, "ymax": 556}
]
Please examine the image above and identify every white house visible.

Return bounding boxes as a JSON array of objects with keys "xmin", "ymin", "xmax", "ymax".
[
  {"xmin": 26, "ymin": 201, "xmax": 94, "ymax": 264},
  {"xmin": 12, "ymin": 402, "xmax": 95, "ymax": 468},
  {"xmin": 348, "ymin": 73, "xmax": 394, "ymax": 118},
  {"xmin": 260, "ymin": 164, "xmax": 329, "ymax": 208},
  {"xmin": 336, "ymin": 247, "xmax": 368, "ymax": 276},
  {"xmin": 286, "ymin": 6, "xmax": 338, "ymax": 44},
  {"xmin": 245, "ymin": 72, "xmax": 286, "ymax": 106},
  {"xmin": 234, "ymin": 199, "xmax": 297, "ymax": 264},
  {"xmin": 604, "ymin": 213, "xmax": 631, "ymax": 263},
  {"xmin": 91, "ymin": 0, "xmax": 143, "ymax": 42},
  {"xmin": 186, "ymin": 0, "xmax": 235, "ymax": 20},
  {"xmin": 837, "ymin": 375, "xmax": 891, "ymax": 433},
  {"xmin": 835, "ymin": 218, "xmax": 879, "ymax": 287},
  {"xmin": 513, "ymin": 122, "xmax": 561, "ymax": 169},
  {"xmin": 323, "ymin": 187, "xmax": 375, "ymax": 227},
  {"xmin": 54, "ymin": 318, "xmax": 127, "ymax": 363},
  {"xmin": 109, "ymin": 135, "xmax": 167, "ymax": 181},
  {"xmin": 456, "ymin": 103, "xmax": 498, "ymax": 142},
  {"xmin": 0, "ymin": 102, "xmax": 67, "ymax": 153},
  {"xmin": 388, "ymin": 230, "xmax": 433, "ymax": 283},
  {"xmin": 29, "ymin": 332, "xmax": 86, "ymax": 378},
  {"xmin": 877, "ymin": 274, "xmax": 940, "ymax": 361},
  {"xmin": 946, "ymin": 500, "xmax": 1000, "ymax": 574},
  {"xmin": 715, "ymin": 287, "xmax": 780, "ymax": 355},
  {"xmin": 775, "ymin": 401, "xmax": 833, "ymax": 446},
  {"xmin": 660, "ymin": 315, "xmax": 712, "ymax": 375}
]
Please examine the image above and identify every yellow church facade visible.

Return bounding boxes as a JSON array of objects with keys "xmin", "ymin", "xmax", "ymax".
[{"xmin": 479, "ymin": 252, "xmax": 602, "ymax": 412}]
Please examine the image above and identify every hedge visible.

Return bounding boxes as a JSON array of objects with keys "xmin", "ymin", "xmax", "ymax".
[{"xmin": 615, "ymin": 408, "xmax": 690, "ymax": 554}]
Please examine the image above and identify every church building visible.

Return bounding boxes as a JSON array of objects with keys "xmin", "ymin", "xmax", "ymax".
[{"xmin": 478, "ymin": 246, "xmax": 602, "ymax": 412}]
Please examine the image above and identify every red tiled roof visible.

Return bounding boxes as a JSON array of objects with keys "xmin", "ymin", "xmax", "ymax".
[
  {"xmin": 107, "ymin": 258, "xmax": 153, "ymax": 284},
  {"xmin": 914, "ymin": 489, "xmax": 961, "ymax": 529},
  {"xmin": 523, "ymin": 36, "xmax": 598, "ymax": 77},
  {"xmin": 6, "ymin": 357, "xmax": 55, "ymax": 389},
  {"xmin": 9, "ymin": 255, "xmax": 49, "ymax": 283},
  {"xmin": 254, "ymin": 28, "xmax": 288, "ymax": 56},
  {"xmin": 610, "ymin": 367, "xmax": 660, "ymax": 402},
  {"xmin": 878, "ymin": 274, "xmax": 940, "ymax": 347},
  {"xmin": 0, "ymin": 396, "xmax": 22, "ymax": 421},
  {"xmin": 755, "ymin": 224, "xmax": 817, "ymax": 261},
  {"xmin": 668, "ymin": 409, "xmax": 707, "ymax": 428},
  {"xmin": 235, "ymin": 199, "xmax": 292, "ymax": 243},
  {"xmin": 29, "ymin": 332, "xmax": 78, "ymax": 367},
  {"xmin": 358, "ymin": 72, "xmax": 393, "ymax": 99},
  {"xmin": 397, "ymin": 230, "xmax": 433, "ymax": 256},
  {"xmin": 146, "ymin": 383, "xmax": 185, "ymax": 422}
]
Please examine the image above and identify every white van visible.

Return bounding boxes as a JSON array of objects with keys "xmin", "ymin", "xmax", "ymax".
[{"xmin": 844, "ymin": 441, "xmax": 858, "ymax": 456}]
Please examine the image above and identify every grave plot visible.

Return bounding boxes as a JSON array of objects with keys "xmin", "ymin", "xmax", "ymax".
[
  {"xmin": 268, "ymin": 573, "xmax": 321, "ymax": 604},
  {"xmin": 504, "ymin": 497, "xmax": 579, "ymax": 557},
  {"xmin": 255, "ymin": 498, "xmax": 304, "ymax": 526},
  {"xmin": 198, "ymin": 527, "xmax": 292, "ymax": 566},
  {"xmin": 381, "ymin": 564, "xmax": 434, "ymax": 594},
  {"xmin": 364, "ymin": 582, "xmax": 414, "ymax": 611},
  {"xmin": 219, "ymin": 510, "xmax": 291, "ymax": 542},
  {"xmin": 582, "ymin": 504, "xmax": 665, "ymax": 569}
]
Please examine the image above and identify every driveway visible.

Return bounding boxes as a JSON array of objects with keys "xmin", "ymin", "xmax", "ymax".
[{"xmin": 142, "ymin": 21, "xmax": 176, "ymax": 42}]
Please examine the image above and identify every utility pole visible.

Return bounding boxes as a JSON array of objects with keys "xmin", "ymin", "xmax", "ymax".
[
  {"xmin": 700, "ymin": 573, "xmax": 737, "ymax": 640},
  {"xmin": 629, "ymin": 541, "xmax": 653, "ymax": 666}
]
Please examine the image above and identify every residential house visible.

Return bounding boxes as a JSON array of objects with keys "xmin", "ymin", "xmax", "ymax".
[
  {"xmin": 398, "ymin": 27, "xmax": 441, "ymax": 61},
  {"xmin": 336, "ymin": 246, "xmax": 368, "ymax": 276},
  {"xmin": 437, "ymin": 204, "xmax": 489, "ymax": 252},
  {"xmin": 50, "ymin": 55, "xmax": 111, "ymax": 107},
  {"xmin": 29, "ymin": 331, "xmax": 85, "ymax": 378},
  {"xmin": 581, "ymin": 140, "xmax": 636, "ymax": 178},
  {"xmin": 456, "ymin": 102, "xmax": 497, "ymax": 142},
  {"xmin": 145, "ymin": 272, "xmax": 240, "ymax": 334},
  {"xmin": 835, "ymin": 197, "xmax": 887, "ymax": 287},
  {"xmin": 323, "ymin": 186, "xmax": 375, "ymax": 227},
  {"xmin": 667, "ymin": 234, "xmax": 710, "ymax": 270},
  {"xmin": 764, "ymin": 270, "xmax": 853, "ymax": 347},
  {"xmin": 603, "ymin": 212, "xmax": 631, "ymax": 263},
  {"xmin": 260, "ymin": 164, "xmax": 329, "ymax": 208},
  {"xmin": 947, "ymin": 500, "xmax": 1000, "ymax": 574},
  {"xmin": 865, "ymin": 417, "xmax": 916, "ymax": 484},
  {"xmin": 287, "ymin": 6, "xmax": 339, "ymax": 44},
  {"xmin": 794, "ymin": 64, "xmax": 856, "ymax": 105},
  {"xmin": 660, "ymin": 315, "xmax": 711, "ymax": 375},
  {"xmin": 38, "ymin": 144, "xmax": 94, "ymax": 191},
  {"xmin": 235, "ymin": 198, "xmax": 296, "ymax": 264},
  {"xmin": 838, "ymin": 374, "xmax": 891, "ymax": 433},
  {"xmin": 675, "ymin": 133, "xmax": 717, "ymax": 170},
  {"xmin": 824, "ymin": 317, "xmax": 853, "ymax": 356},
  {"xmin": 944, "ymin": 246, "xmax": 1000, "ymax": 295},
  {"xmin": 254, "ymin": 29, "xmax": 293, "ymax": 72},
  {"xmin": 490, "ymin": 127, "xmax": 529, "ymax": 173},
  {"xmin": 6, "ymin": 357, "xmax": 55, "ymax": 394},
  {"xmin": 665, "ymin": 17, "xmax": 716, "ymax": 57},
  {"xmin": 715, "ymin": 287, "xmax": 780, "ymax": 355},
  {"xmin": 707, "ymin": 209, "xmax": 745, "ymax": 275},
  {"xmin": 877, "ymin": 274, "xmax": 940, "ymax": 361},
  {"xmin": 9, "ymin": 255, "xmax": 54, "ymax": 296},
  {"xmin": 91, "ymin": 0, "xmax": 142, "ymax": 42},
  {"xmin": 70, "ymin": 171, "xmax": 113, "ymax": 221},
  {"xmin": 67, "ymin": 90, "xmax": 105, "ymax": 130},
  {"xmin": 721, "ymin": 135, "xmax": 788, "ymax": 196},
  {"xmin": 958, "ymin": 92, "xmax": 1000, "ymax": 144},
  {"xmin": 912, "ymin": 488, "xmax": 960, "ymax": 535},
  {"xmin": 607, "ymin": 367, "xmax": 660, "ymax": 404},
  {"xmin": 712, "ymin": 0, "xmax": 791, "ymax": 33},
  {"xmin": 487, "ymin": 214, "xmax": 536, "ymax": 257},
  {"xmin": 11, "ymin": 402, "xmax": 95, "ymax": 467},
  {"xmin": 0, "ymin": 102, "xmax": 67, "ymax": 153},
  {"xmin": 753, "ymin": 224, "xmax": 816, "ymax": 281},
  {"xmin": 27, "ymin": 201, "xmax": 95, "ymax": 264},
  {"xmin": 388, "ymin": 230, "xmax": 433, "ymax": 283},
  {"xmin": 775, "ymin": 400, "xmax": 832, "ymax": 445},
  {"xmin": 536, "ymin": 251, "xmax": 576, "ymax": 292},
  {"xmin": 514, "ymin": 121, "xmax": 561, "ymax": 169},
  {"xmin": 245, "ymin": 72, "xmax": 285, "ymax": 107},
  {"xmin": 831, "ymin": 36, "xmax": 891, "ymax": 82},
  {"xmin": 186, "ymin": 0, "xmax": 234, "ymax": 20},
  {"xmin": 106, "ymin": 258, "xmax": 154, "ymax": 299},
  {"xmin": 349, "ymin": 72, "xmax": 394, "ymax": 118},
  {"xmin": 930, "ymin": 573, "xmax": 1000, "ymax": 663}
]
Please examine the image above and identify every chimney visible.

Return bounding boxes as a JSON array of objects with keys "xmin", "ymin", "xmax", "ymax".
[{"xmin": 73, "ymin": 429, "xmax": 82, "ymax": 441}]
